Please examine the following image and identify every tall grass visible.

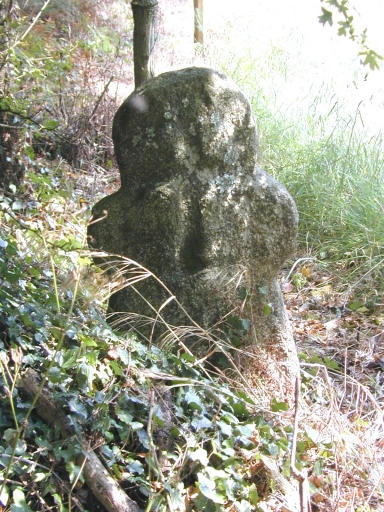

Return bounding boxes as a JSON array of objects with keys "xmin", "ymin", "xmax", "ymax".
[
  {"xmin": 204, "ymin": 33, "xmax": 384, "ymax": 295},
  {"xmin": 255, "ymin": 95, "xmax": 384, "ymax": 270}
]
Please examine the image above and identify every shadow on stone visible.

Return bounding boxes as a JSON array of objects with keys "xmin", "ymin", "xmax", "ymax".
[{"xmin": 88, "ymin": 67, "xmax": 299, "ymax": 402}]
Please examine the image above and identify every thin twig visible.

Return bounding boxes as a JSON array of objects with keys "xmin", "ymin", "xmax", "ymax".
[
  {"xmin": 89, "ymin": 76, "xmax": 114, "ymax": 122},
  {"xmin": 3, "ymin": 0, "xmax": 52, "ymax": 54},
  {"xmin": 285, "ymin": 257, "xmax": 315, "ymax": 282},
  {"xmin": 290, "ymin": 376, "xmax": 312, "ymax": 512}
]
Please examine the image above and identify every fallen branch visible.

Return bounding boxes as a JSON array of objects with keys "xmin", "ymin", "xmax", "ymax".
[{"xmin": 19, "ymin": 368, "xmax": 140, "ymax": 512}]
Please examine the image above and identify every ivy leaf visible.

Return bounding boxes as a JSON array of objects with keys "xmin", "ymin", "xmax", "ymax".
[
  {"xmin": 127, "ymin": 459, "xmax": 144, "ymax": 475},
  {"xmin": 192, "ymin": 415, "xmax": 212, "ymax": 430},
  {"xmin": 33, "ymin": 472, "xmax": 48, "ymax": 482},
  {"xmin": 14, "ymin": 439, "xmax": 27, "ymax": 455},
  {"xmin": 130, "ymin": 421, "xmax": 144, "ymax": 431},
  {"xmin": 79, "ymin": 335, "xmax": 98, "ymax": 347},
  {"xmin": 197, "ymin": 472, "xmax": 226, "ymax": 504},
  {"xmin": 10, "ymin": 488, "xmax": 32, "ymax": 512},
  {"xmin": 116, "ymin": 408, "xmax": 133, "ymax": 424},
  {"xmin": 360, "ymin": 49, "xmax": 383, "ymax": 70},
  {"xmin": 180, "ymin": 352, "xmax": 196, "ymax": 362},
  {"xmin": 0, "ymin": 484, "xmax": 9, "ymax": 507},
  {"xmin": 263, "ymin": 303, "xmax": 273, "ymax": 316},
  {"xmin": 66, "ymin": 461, "xmax": 85, "ymax": 484},
  {"xmin": 190, "ymin": 447, "xmax": 209, "ymax": 466},
  {"xmin": 109, "ymin": 360, "xmax": 123, "ymax": 376},
  {"xmin": 68, "ymin": 397, "xmax": 88, "ymax": 420},
  {"xmin": 3, "ymin": 428, "xmax": 17, "ymax": 443},
  {"xmin": 248, "ymin": 484, "xmax": 259, "ymax": 505},
  {"xmin": 271, "ymin": 398, "xmax": 289, "ymax": 412},
  {"xmin": 184, "ymin": 390, "xmax": 203, "ymax": 410},
  {"xmin": 241, "ymin": 318, "xmax": 251, "ymax": 332},
  {"xmin": 217, "ymin": 420, "xmax": 233, "ymax": 437}
]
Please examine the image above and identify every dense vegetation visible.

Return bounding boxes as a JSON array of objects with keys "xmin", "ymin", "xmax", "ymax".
[{"xmin": 0, "ymin": 1, "xmax": 383, "ymax": 511}]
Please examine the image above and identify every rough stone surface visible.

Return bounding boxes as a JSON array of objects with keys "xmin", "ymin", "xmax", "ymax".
[{"xmin": 88, "ymin": 67, "xmax": 299, "ymax": 399}]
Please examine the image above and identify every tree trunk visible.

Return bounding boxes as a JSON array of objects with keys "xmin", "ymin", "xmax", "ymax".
[
  {"xmin": 131, "ymin": 0, "xmax": 159, "ymax": 89},
  {"xmin": 193, "ymin": 0, "xmax": 203, "ymax": 44}
]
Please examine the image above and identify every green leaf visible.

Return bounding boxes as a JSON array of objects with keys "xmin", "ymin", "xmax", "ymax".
[
  {"xmin": 42, "ymin": 119, "xmax": 59, "ymax": 130},
  {"xmin": 267, "ymin": 442, "xmax": 279, "ymax": 456},
  {"xmin": 109, "ymin": 360, "xmax": 123, "ymax": 376},
  {"xmin": 361, "ymin": 49, "xmax": 383, "ymax": 70},
  {"xmin": 79, "ymin": 335, "xmax": 98, "ymax": 347},
  {"xmin": 130, "ymin": 421, "xmax": 144, "ymax": 431},
  {"xmin": 48, "ymin": 366, "xmax": 64, "ymax": 383},
  {"xmin": 217, "ymin": 420, "xmax": 233, "ymax": 437},
  {"xmin": 68, "ymin": 397, "xmax": 88, "ymax": 420},
  {"xmin": 263, "ymin": 303, "xmax": 273, "ymax": 316},
  {"xmin": 3, "ymin": 428, "xmax": 17, "ymax": 442},
  {"xmin": 33, "ymin": 472, "xmax": 48, "ymax": 482},
  {"xmin": 235, "ymin": 423, "xmax": 255, "ymax": 437},
  {"xmin": 241, "ymin": 318, "xmax": 251, "ymax": 331},
  {"xmin": 127, "ymin": 459, "xmax": 144, "ymax": 474},
  {"xmin": 237, "ymin": 286, "xmax": 250, "ymax": 300},
  {"xmin": 52, "ymin": 493, "xmax": 65, "ymax": 511},
  {"xmin": 248, "ymin": 484, "xmax": 259, "ymax": 505},
  {"xmin": 117, "ymin": 348, "xmax": 130, "ymax": 364},
  {"xmin": 0, "ymin": 484, "xmax": 9, "ymax": 507},
  {"xmin": 116, "ymin": 409, "xmax": 133, "ymax": 424},
  {"xmin": 271, "ymin": 398, "xmax": 289, "ymax": 412},
  {"xmin": 313, "ymin": 459, "xmax": 323, "ymax": 475},
  {"xmin": 184, "ymin": 390, "xmax": 203, "ymax": 410},
  {"xmin": 62, "ymin": 349, "xmax": 78, "ymax": 369},
  {"xmin": 24, "ymin": 144, "xmax": 35, "ymax": 160},
  {"xmin": 197, "ymin": 472, "xmax": 226, "ymax": 504},
  {"xmin": 180, "ymin": 352, "xmax": 196, "ymax": 362},
  {"xmin": 192, "ymin": 415, "xmax": 212, "ymax": 430},
  {"xmin": 10, "ymin": 488, "xmax": 32, "ymax": 512},
  {"xmin": 65, "ymin": 461, "xmax": 84, "ymax": 484},
  {"xmin": 190, "ymin": 447, "xmax": 209, "ymax": 466},
  {"xmin": 323, "ymin": 356, "xmax": 340, "ymax": 371},
  {"xmin": 14, "ymin": 439, "xmax": 27, "ymax": 455},
  {"xmin": 319, "ymin": 7, "xmax": 333, "ymax": 25}
]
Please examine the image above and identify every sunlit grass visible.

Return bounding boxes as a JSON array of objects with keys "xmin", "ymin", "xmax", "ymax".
[{"xmin": 202, "ymin": 16, "xmax": 384, "ymax": 295}]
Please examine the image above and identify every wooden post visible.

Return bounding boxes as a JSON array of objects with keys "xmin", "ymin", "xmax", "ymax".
[
  {"xmin": 131, "ymin": 0, "xmax": 159, "ymax": 89},
  {"xmin": 194, "ymin": 0, "xmax": 203, "ymax": 45}
]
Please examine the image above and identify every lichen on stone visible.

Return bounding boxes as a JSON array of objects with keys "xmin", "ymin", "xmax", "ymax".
[{"xmin": 88, "ymin": 66, "xmax": 300, "ymax": 401}]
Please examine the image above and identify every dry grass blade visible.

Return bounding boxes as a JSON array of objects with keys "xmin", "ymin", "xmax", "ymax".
[{"xmin": 300, "ymin": 362, "xmax": 384, "ymax": 510}]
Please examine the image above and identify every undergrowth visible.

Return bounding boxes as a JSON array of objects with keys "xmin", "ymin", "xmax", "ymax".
[
  {"xmin": 0, "ymin": 1, "xmax": 383, "ymax": 511},
  {"xmin": 0, "ymin": 148, "xmax": 382, "ymax": 511},
  {"xmin": 0, "ymin": 166, "xmax": 299, "ymax": 511}
]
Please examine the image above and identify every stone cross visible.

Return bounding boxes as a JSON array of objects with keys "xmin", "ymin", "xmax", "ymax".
[{"xmin": 88, "ymin": 67, "xmax": 299, "ymax": 400}]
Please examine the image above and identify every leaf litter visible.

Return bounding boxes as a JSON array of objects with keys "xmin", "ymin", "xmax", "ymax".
[{"xmin": 282, "ymin": 259, "xmax": 384, "ymax": 511}]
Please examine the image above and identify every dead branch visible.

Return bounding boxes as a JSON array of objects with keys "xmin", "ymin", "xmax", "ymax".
[{"xmin": 19, "ymin": 368, "xmax": 140, "ymax": 512}]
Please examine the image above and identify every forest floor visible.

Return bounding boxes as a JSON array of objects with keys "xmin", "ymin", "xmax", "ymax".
[
  {"xmin": 1, "ymin": 0, "xmax": 383, "ymax": 509},
  {"xmin": 284, "ymin": 271, "xmax": 384, "ymax": 509},
  {"xmin": 103, "ymin": 0, "xmax": 384, "ymax": 505},
  {"xmin": 84, "ymin": 162, "xmax": 384, "ymax": 510}
]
